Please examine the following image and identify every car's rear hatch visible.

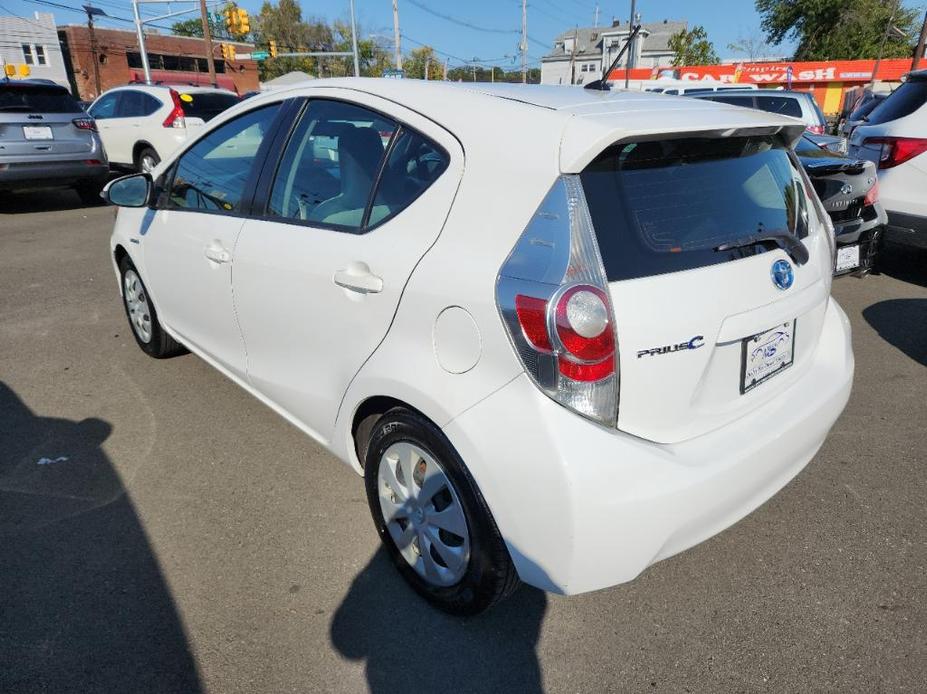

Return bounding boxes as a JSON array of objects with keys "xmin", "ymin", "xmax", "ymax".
[
  {"xmin": 560, "ymin": 110, "xmax": 832, "ymax": 444},
  {"xmin": 0, "ymin": 83, "xmax": 94, "ymax": 159}
]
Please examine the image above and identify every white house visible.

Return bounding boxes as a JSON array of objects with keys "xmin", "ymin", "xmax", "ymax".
[
  {"xmin": 541, "ymin": 19, "xmax": 686, "ymax": 86},
  {"xmin": 0, "ymin": 12, "xmax": 69, "ymax": 89}
]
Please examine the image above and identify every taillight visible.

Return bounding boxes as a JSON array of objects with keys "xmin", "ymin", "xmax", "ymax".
[
  {"xmin": 807, "ymin": 124, "xmax": 825, "ymax": 135},
  {"xmin": 863, "ymin": 177, "xmax": 880, "ymax": 206},
  {"xmin": 162, "ymin": 89, "xmax": 186, "ymax": 129},
  {"xmin": 72, "ymin": 117, "xmax": 97, "ymax": 132},
  {"xmin": 863, "ymin": 136, "xmax": 927, "ymax": 169},
  {"xmin": 497, "ymin": 176, "xmax": 618, "ymax": 425}
]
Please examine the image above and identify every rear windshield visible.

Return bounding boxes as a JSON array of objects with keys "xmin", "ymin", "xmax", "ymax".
[
  {"xmin": 848, "ymin": 95, "xmax": 883, "ymax": 121},
  {"xmin": 0, "ymin": 85, "xmax": 82, "ymax": 113},
  {"xmin": 581, "ymin": 135, "xmax": 809, "ymax": 281},
  {"xmin": 754, "ymin": 95, "xmax": 804, "ymax": 119},
  {"xmin": 180, "ymin": 92, "xmax": 239, "ymax": 121},
  {"xmin": 866, "ymin": 79, "xmax": 927, "ymax": 125}
]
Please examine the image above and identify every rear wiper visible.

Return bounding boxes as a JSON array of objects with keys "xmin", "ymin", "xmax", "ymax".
[{"xmin": 716, "ymin": 229, "xmax": 809, "ymax": 265}]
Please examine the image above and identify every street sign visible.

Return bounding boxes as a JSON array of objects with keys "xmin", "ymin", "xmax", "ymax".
[{"xmin": 251, "ymin": 51, "xmax": 270, "ymax": 60}]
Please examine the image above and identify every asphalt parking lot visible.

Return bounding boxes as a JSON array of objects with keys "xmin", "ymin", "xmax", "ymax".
[{"xmin": 0, "ymin": 189, "xmax": 925, "ymax": 694}]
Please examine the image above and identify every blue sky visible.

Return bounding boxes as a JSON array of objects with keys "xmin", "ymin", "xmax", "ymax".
[{"xmin": 4, "ymin": 0, "xmax": 925, "ymax": 69}]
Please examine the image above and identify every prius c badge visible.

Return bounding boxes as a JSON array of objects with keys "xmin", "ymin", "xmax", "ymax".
[{"xmin": 771, "ymin": 259, "xmax": 794, "ymax": 290}]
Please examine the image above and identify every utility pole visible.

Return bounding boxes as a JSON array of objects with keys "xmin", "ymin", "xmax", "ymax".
[
  {"xmin": 912, "ymin": 9, "xmax": 927, "ymax": 72},
  {"xmin": 443, "ymin": 57, "xmax": 448, "ymax": 80},
  {"xmin": 569, "ymin": 29, "xmax": 576, "ymax": 85},
  {"xmin": 870, "ymin": 0, "xmax": 898, "ymax": 90},
  {"xmin": 424, "ymin": 55, "xmax": 430, "ymax": 80},
  {"xmin": 520, "ymin": 0, "xmax": 527, "ymax": 83},
  {"xmin": 593, "ymin": 3, "xmax": 599, "ymax": 28},
  {"xmin": 349, "ymin": 0, "xmax": 359, "ymax": 76},
  {"xmin": 625, "ymin": 0, "xmax": 638, "ymax": 89},
  {"xmin": 198, "ymin": 0, "xmax": 217, "ymax": 87},
  {"xmin": 82, "ymin": 4, "xmax": 103, "ymax": 96},
  {"xmin": 392, "ymin": 0, "xmax": 402, "ymax": 71},
  {"xmin": 131, "ymin": 0, "xmax": 151, "ymax": 84}
]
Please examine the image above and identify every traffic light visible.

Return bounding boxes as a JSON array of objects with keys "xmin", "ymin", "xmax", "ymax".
[
  {"xmin": 269, "ymin": 39, "xmax": 278, "ymax": 58},
  {"xmin": 3, "ymin": 64, "xmax": 15, "ymax": 77},
  {"xmin": 223, "ymin": 5, "xmax": 238, "ymax": 34},
  {"xmin": 235, "ymin": 8, "xmax": 250, "ymax": 36},
  {"xmin": 220, "ymin": 43, "xmax": 234, "ymax": 62},
  {"xmin": 18, "ymin": 64, "xmax": 30, "ymax": 77}
]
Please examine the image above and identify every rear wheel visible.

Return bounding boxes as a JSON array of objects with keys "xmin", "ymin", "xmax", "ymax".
[
  {"xmin": 118, "ymin": 255, "xmax": 184, "ymax": 358},
  {"xmin": 136, "ymin": 147, "xmax": 160, "ymax": 174},
  {"xmin": 364, "ymin": 408, "xmax": 520, "ymax": 615}
]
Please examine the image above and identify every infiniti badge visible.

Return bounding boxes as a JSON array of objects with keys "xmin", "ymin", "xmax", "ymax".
[{"xmin": 771, "ymin": 259, "xmax": 794, "ymax": 290}]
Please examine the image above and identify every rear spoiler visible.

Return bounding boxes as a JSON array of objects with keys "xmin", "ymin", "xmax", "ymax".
[{"xmin": 559, "ymin": 117, "xmax": 806, "ymax": 173}]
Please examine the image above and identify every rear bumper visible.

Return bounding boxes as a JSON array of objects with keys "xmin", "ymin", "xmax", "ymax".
[
  {"xmin": 883, "ymin": 211, "xmax": 927, "ymax": 250},
  {"xmin": 444, "ymin": 297, "xmax": 853, "ymax": 595},
  {"xmin": 0, "ymin": 160, "xmax": 109, "ymax": 191}
]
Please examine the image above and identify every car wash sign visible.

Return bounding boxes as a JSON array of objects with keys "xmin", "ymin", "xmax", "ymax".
[{"xmin": 671, "ymin": 58, "xmax": 912, "ymax": 85}]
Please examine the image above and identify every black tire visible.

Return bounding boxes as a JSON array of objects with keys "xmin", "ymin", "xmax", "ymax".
[
  {"xmin": 74, "ymin": 182, "xmax": 103, "ymax": 206},
  {"xmin": 118, "ymin": 255, "xmax": 185, "ymax": 359},
  {"xmin": 364, "ymin": 408, "xmax": 520, "ymax": 616},
  {"xmin": 135, "ymin": 147, "xmax": 160, "ymax": 174}
]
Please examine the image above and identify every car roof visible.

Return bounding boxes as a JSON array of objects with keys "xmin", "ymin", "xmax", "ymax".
[
  {"xmin": 109, "ymin": 83, "xmax": 237, "ymax": 96},
  {"xmin": 906, "ymin": 69, "xmax": 927, "ymax": 82},
  {"xmin": 228, "ymin": 77, "xmax": 808, "ymax": 172},
  {"xmin": 0, "ymin": 79, "xmax": 69, "ymax": 90}
]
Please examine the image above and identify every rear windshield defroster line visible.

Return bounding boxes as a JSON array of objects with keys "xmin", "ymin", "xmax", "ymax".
[{"xmin": 580, "ymin": 135, "xmax": 809, "ymax": 282}]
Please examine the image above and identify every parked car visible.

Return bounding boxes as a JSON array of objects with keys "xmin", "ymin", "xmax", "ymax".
[
  {"xmin": 691, "ymin": 88, "xmax": 829, "ymax": 134},
  {"xmin": 795, "ymin": 135, "xmax": 886, "ymax": 275},
  {"xmin": 88, "ymin": 84, "xmax": 239, "ymax": 173},
  {"xmin": 839, "ymin": 92, "xmax": 887, "ymax": 138},
  {"xmin": 103, "ymin": 80, "xmax": 853, "ymax": 615},
  {"xmin": 804, "ymin": 131, "xmax": 848, "ymax": 154},
  {"xmin": 849, "ymin": 69, "xmax": 927, "ymax": 250},
  {"xmin": 0, "ymin": 79, "xmax": 108, "ymax": 202},
  {"xmin": 640, "ymin": 80, "xmax": 758, "ymax": 95}
]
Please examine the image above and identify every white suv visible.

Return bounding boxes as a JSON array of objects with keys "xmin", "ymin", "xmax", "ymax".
[
  {"xmin": 103, "ymin": 80, "xmax": 854, "ymax": 615},
  {"xmin": 88, "ymin": 84, "xmax": 239, "ymax": 172},
  {"xmin": 849, "ymin": 69, "xmax": 927, "ymax": 249}
]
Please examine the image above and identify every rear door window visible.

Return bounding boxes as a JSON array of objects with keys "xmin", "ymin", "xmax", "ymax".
[
  {"xmin": 180, "ymin": 92, "xmax": 239, "ymax": 122},
  {"xmin": 866, "ymin": 79, "xmax": 927, "ymax": 124},
  {"xmin": 706, "ymin": 95, "xmax": 756, "ymax": 108},
  {"xmin": 267, "ymin": 99, "xmax": 396, "ymax": 231},
  {"xmin": 754, "ymin": 95, "xmax": 803, "ymax": 118},
  {"xmin": 581, "ymin": 135, "xmax": 809, "ymax": 281},
  {"xmin": 0, "ymin": 85, "xmax": 81, "ymax": 113},
  {"xmin": 117, "ymin": 90, "xmax": 161, "ymax": 118}
]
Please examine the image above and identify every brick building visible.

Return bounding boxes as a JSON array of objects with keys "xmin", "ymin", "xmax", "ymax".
[{"xmin": 57, "ymin": 25, "xmax": 259, "ymax": 101}]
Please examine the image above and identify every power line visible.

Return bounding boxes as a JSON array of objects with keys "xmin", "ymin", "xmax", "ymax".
[{"xmin": 404, "ymin": 0, "xmax": 519, "ymax": 35}]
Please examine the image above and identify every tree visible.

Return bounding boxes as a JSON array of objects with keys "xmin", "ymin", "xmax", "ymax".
[
  {"xmin": 668, "ymin": 25, "xmax": 720, "ymax": 66},
  {"xmin": 755, "ymin": 0, "xmax": 919, "ymax": 61},
  {"xmin": 171, "ymin": 3, "xmax": 236, "ymax": 40},
  {"xmin": 403, "ymin": 46, "xmax": 443, "ymax": 79},
  {"xmin": 726, "ymin": 33, "xmax": 777, "ymax": 61}
]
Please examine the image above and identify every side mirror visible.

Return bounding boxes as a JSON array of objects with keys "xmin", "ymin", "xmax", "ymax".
[{"xmin": 102, "ymin": 173, "xmax": 152, "ymax": 208}]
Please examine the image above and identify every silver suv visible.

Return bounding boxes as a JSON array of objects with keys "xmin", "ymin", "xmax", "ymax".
[{"xmin": 0, "ymin": 79, "xmax": 108, "ymax": 203}]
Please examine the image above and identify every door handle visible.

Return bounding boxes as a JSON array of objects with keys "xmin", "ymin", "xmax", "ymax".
[
  {"xmin": 333, "ymin": 263, "xmax": 383, "ymax": 294},
  {"xmin": 204, "ymin": 242, "xmax": 232, "ymax": 264}
]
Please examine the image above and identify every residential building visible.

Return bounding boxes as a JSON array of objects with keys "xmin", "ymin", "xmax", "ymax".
[
  {"xmin": 541, "ymin": 19, "xmax": 686, "ymax": 86},
  {"xmin": 57, "ymin": 25, "xmax": 259, "ymax": 101},
  {"xmin": 0, "ymin": 12, "xmax": 69, "ymax": 88}
]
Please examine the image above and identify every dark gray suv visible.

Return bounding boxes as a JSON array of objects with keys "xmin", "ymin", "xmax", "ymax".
[{"xmin": 0, "ymin": 79, "xmax": 108, "ymax": 203}]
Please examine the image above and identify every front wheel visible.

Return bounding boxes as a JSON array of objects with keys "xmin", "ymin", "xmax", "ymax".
[
  {"xmin": 364, "ymin": 409, "xmax": 520, "ymax": 615},
  {"xmin": 118, "ymin": 256, "xmax": 184, "ymax": 358}
]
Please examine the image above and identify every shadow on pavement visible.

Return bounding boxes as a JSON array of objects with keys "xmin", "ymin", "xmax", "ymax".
[
  {"xmin": 879, "ymin": 243, "xmax": 927, "ymax": 289},
  {"xmin": 0, "ymin": 382, "xmax": 202, "ymax": 694},
  {"xmin": 331, "ymin": 547, "xmax": 547, "ymax": 693},
  {"xmin": 0, "ymin": 188, "xmax": 101, "ymax": 214},
  {"xmin": 862, "ymin": 299, "xmax": 927, "ymax": 366}
]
